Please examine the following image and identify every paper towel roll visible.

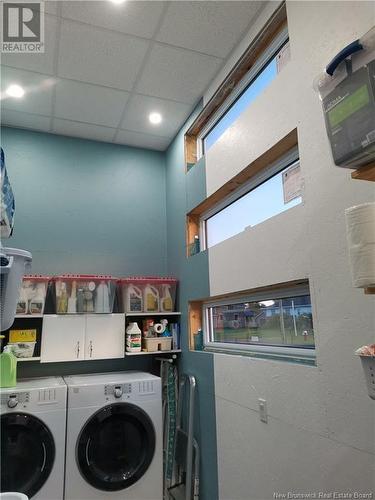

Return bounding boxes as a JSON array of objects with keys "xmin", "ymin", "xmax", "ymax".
[
  {"xmin": 345, "ymin": 203, "xmax": 375, "ymax": 246},
  {"xmin": 346, "ymin": 202, "xmax": 375, "ymax": 287},
  {"xmin": 153, "ymin": 323, "xmax": 165, "ymax": 334}
]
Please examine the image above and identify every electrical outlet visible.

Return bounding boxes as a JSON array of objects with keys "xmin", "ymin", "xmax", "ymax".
[{"xmin": 258, "ymin": 398, "xmax": 268, "ymax": 423}]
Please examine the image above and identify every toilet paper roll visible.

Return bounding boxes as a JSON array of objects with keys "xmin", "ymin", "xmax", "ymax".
[
  {"xmin": 348, "ymin": 243, "xmax": 375, "ymax": 287},
  {"xmin": 345, "ymin": 202, "xmax": 375, "ymax": 246}
]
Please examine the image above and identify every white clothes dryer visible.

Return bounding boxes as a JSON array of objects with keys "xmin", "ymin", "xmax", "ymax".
[{"xmin": 64, "ymin": 371, "xmax": 162, "ymax": 500}]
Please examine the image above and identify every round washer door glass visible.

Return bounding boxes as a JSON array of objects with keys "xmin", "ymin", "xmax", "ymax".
[
  {"xmin": 77, "ymin": 402, "xmax": 156, "ymax": 491},
  {"xmin": 1, "ymin": 413, "xmax": 55, "ymax": 497}
]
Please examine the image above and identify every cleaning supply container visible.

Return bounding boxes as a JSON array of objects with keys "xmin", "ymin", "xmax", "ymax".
[
  {"xmin": 0, "ymin": 338, "xmax": 17, "ymax": 388},
  {"xmin": 53, "ymin": 275, "xmax": 117, "ymax": 314},
  {"xmin": 16, "ymin": 275, "xmax": 50, "ymax": 316},
  {"xmin": 120, "ymin": 278, "xmax": 144, "ymax": 313},
  {"xmin": 143, "ymin": 337, "xmax": 172, "ymax": 352},
  {"xmin": 120, "ymin": 277, "xmax": 177, "ymax": 313},
  {"xmin": 160, "ymin": 279, "xmax": 177, "ymax": 312},
  {"xmin": 126, "ymin": 322, "xmax": 142, "ymax": 352},
  {"xmin": 0, "ymin": 247, "xmax": 32, "ymax": 331},
  {"xmin": 7, "ymin": 342, "xmax": 36, "ymax": 359}
]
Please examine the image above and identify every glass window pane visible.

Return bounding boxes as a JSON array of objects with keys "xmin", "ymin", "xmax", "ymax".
[
  {"xmin": 204, "ymin": 54, "xmax": 278, "ymax": 152},
  {"xmin": 206, "ymin": 162, "xmax": 302, "ymax": 249},
  {"xmin": 209, "ymin": 295, "xmax": 314, "ymax": 348}
]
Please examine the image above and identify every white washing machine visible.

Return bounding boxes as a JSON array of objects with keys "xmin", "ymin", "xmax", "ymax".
[
  {"xmin": 0, "ymin": 377, "xmax": 67, "ymax": 500},
  {"xmin": 64, "ymin": 372, "xmax": 162, "ymax": 500}
]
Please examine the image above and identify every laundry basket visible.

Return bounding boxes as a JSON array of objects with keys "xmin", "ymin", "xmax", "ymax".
[
  {"xmin": 358, "ymin": 355, "xmax": 375, "ymax": 400},
  {"xmin": 0, "ymin": 247, "xmax": 32, "ymax": 331}
]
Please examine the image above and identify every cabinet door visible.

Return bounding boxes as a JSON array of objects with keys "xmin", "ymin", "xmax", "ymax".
[
  {"xmin": 85, "ymin": 314, "xmax": 124, "ymax": 360},
  {"xmin": 41, "ymin": 315, "xmax": 85, "ymax": 363}
]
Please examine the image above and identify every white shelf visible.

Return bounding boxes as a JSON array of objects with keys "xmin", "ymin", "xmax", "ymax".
[
  {"xmin": 125, "ymin": 349, "xmax": 181, "ymax": 356},
  {"xmin": 16, "ymin": 357, "xmax": 41, "ymax": 362},
  {"xmin": 15, "ymin": 314, "xmax": 43, "ymax": 319},
  {"xmin": 125, "ymin": 312, "xmax": 181, "ymax": 317}
]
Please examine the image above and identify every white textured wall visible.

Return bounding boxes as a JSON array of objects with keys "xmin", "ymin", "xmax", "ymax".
[{"xmin": 205, "ymin": 2, "xmax": 375, "ymax": 499}]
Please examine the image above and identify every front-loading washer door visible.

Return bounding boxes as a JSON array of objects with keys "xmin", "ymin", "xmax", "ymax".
[
  {"xmin": 76, "ymin": 402, "xmax": 156, "ymax": 492},
  {"xmin": 1, "ymin": 413, "xmax": 55, "ymax": 498}
]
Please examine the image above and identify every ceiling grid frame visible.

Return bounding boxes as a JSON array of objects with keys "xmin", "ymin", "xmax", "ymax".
[{"xmin": 0, "ymin": 1, "xmax": 266, "ymax": 150}]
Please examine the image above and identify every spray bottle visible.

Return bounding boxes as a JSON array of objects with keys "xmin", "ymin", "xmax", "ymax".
[{"xmin": 160, "ymin": 284, "xmax": 173, "ymax": 312}]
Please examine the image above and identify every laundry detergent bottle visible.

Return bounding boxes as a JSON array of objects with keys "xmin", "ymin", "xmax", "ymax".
[
  {"xmin": 144, "ymin": 284, "xmax": 159, "ymax": 312},
  {"xmin": 126, "ymin": 284, "xmax": 143, "ymax": 312},
  {"xmin": 160, "ymin": 284, "xmax": 173, "ymax": 312},
  {"xmin": 0, "ymin": 338, "xmax": 17, "ymax": 388},
  {"xmin": 126, "ymin": 322, "xmax": 142, "ymax": 352}
]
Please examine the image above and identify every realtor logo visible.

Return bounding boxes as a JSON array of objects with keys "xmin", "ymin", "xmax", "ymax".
[{"xmin": 1, "ymin": 2, "xmax": 44, "ymax": 53}]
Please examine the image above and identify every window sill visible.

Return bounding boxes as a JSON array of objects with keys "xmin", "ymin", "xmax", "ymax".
[{"xmin": 204, "ymin": 345, "xmax": 316, "ymax": 366}]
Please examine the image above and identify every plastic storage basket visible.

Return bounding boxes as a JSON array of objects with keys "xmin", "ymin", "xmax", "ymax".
[
  {"xmin": 16, "ymin": 275, "xmax": 50, "ymax": 316},
  {"xmin": 120, "ymin": 277, "xmax": 177, "ymax": 313},
  {"xmin": 7, "ymin": 341, "xmax": 36, "ymax": 358},
  {"xmin": 0, "ymin": 247, "xmax": 32, "ymax": 331},
  {"xmin": 53, "ymin": 275, "xmax": 118, "ymax": 314},
  {"xmin": 358, "ymin": 355, "xmax": 375, "ymax": 400}
]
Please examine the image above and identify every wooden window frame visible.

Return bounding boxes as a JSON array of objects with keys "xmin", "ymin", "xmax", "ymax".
[{"xmin": 184, "ymin": 2, "xmax": 288, "ymax": 170}]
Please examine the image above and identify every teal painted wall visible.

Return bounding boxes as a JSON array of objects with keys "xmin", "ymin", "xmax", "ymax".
[
  {"xmin": 1, "ymin": 127, "xmax": 167, "ymax": 276},
  {"xmin": 1, "ymin": 126, "xmax": 167, "ymax": 377},
  {"xmin": 1, "ymin": 124, "xmax": 218, "ymax": 495},
  {"xmin": 166, "ymin": 109, "xmax": 219, "ymax": 500}
]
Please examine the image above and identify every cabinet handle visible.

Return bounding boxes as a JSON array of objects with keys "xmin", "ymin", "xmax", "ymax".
[
  {"xmin": 89, "ymin": 340, "xmax": 93, "ymax": 358},
  {"xmin": 76, "ymin": 341, "xmax": 80, "ymax": 358}
]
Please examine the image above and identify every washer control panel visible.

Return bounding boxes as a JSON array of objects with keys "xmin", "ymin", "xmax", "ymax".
[
  {"xmin": 1, "ymin": 392, "xmax": 30, "ymax": 409},
  {"xmin": 104, "ymin": 383, "xmax": 132, "ymax": 399}
]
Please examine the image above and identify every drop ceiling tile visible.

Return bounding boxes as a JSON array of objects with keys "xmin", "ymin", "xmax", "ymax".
[
  {"xmin": 0, "ymin": 67, "xmax": 54, "ymax": 115},
  {"xmin": 137, "ymin": 44, "xmax": 222, "ymax": 104},
  {"xmin": 115, "ymin": 129, "xmax": 170, "ymax": 151},
  {"xmin": 121, "ymin": 94, "xmax": 191, "ymax": 137},
  {"xmin": 57, "ymin": 20, "xmax": 149, "ymax": 91},
  {"xmin": 60, "ymin": 1, "xmax": 166, "ymax": 39},
  {"xmin": 1, "ymin": 15, "xmax": 59, "ymax": 75},
  {"xmin": 1, "ymin": 109, "xmax": 51, "ymax": 132},
  {"xmin": 55, "ymin": 79, "xmax": 129, "ymax": 128},
  {"xmin": 52, "ymin": 119, "xmax": 116, "ymax": 143},
  {"xmin": 156, "ymin": 1, "xmax": 263, "ymax": 58}
]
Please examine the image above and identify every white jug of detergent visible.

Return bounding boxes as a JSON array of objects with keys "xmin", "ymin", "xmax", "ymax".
[
  {"xmin": 144, "ymin": 284, "xmax": 159, "ymax": 312},
  {"xmin": 126, "ymin": 322, "xmax": 142, "ymax": 352},
  {"xmin": 126, "ymin": 285, "xmax": 143, "ymax": 312},
  {"xmin": 160, "ymin": 284, "xmax": 173, "ymax": 312}
]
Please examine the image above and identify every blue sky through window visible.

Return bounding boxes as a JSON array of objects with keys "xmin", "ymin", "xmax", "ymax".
[
  {"xmin": 206, "ymin": 165, "xmax": 302, "ymax": 249},
  {"xmin": 204, "ymin": 57, "xmax": 278, "ymax": 151}
]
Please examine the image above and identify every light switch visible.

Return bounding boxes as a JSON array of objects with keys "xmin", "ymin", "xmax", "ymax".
[{"xmin": 258, "ymin": 398, "xmax": 268, "ymax": 423}]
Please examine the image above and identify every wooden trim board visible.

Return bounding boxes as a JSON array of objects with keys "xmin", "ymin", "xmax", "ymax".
[
  {"xmin": 187, "ymin": 128, "xmax": 298, "ymax": 218},
  {"xmin": 351, "ymin": 162, "xmax": 375, "ymax": 182},
  {"xmin": 186, "ymin": 3, "xmax": 287, "ymax": 138}
]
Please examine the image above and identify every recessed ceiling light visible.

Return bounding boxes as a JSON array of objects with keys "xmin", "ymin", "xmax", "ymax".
[
  {"xmin": 109, "ymin": 0, "xmax": 126, "ymax": 4},
  {"xmin": 149, "ymin": 112, "xmax": 162, "ymax": 125},
  {"xmin": 5, "ymin": 84, "xmax": 25, "ymax": 98}
]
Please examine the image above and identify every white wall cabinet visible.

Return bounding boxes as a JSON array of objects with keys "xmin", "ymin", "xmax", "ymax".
[
  {"xmin": 41, "ymin": 314, "xmax": 124, "ymax": 363},
  {"xmin": 85, "ymin": 314, "xmax": 124, "ymax": 360}
]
